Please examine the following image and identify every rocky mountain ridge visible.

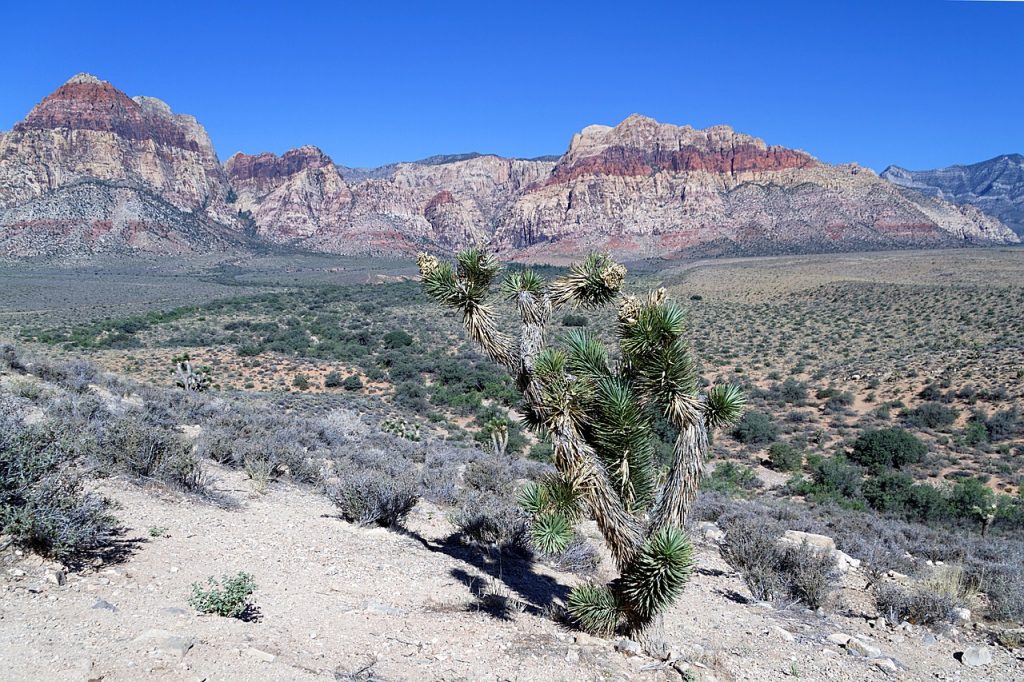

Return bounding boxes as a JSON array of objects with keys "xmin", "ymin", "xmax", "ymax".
[
  {"xmin": 0, "ymin": 74, "xmax": 1018, "ymax": 259},
  {"xmin": 882, "ymin": 155, "xmax": 1024, "ymax": 238}
]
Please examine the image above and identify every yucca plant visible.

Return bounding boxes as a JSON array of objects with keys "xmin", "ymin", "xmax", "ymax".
[{"xmin": 416, "ymin": 249, "xmax": 744, "ymax": 636}]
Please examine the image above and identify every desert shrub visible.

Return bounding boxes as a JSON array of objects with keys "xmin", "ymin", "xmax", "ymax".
[
  {"xmin": 188, "ymin": 572, "xmax": 256, "ymax": 618},
  {"xmin": 768, "ymin": 442, "xmax": 803, "ymax": 472},
  {"xmin": 100, "ymin": 416, "xmax": 205, "ymax": 491},
  {"xmin": 778, "ymin": 543, "xmax": 839, "ymax": 609},
  {"xmin": 702, "ymin": 461, "xmax": 762, "ymax": 495},
  {"xmin": 324, "ymin": 371, "xmax": 344, "ymax": 388},
  {"xmin": 905, "ymin": 402, "xmax": 958, "ymax": 430},
  {"xmin": 561, "ymin": 313, "xmax": 588, "ymax": 327},
  {"xmin": 292, "ymin": 374, "xmax": 310, "ymax": 390},
  {"xmin": 0, "ymin": 419, "xmax": 119, "ymax": 563},
  {"xmin": 874, "ymin": 583, "xmax": 959, "ymax": 626},
  {"xmin": 732, "ymin": 411, "xmax": 779, "ymax": 445},
  {"xmin": 985, "ymin": 407, "xmax": 1021, "ymax": 442},
  {"xmin": 718, "ymin": 515, "xmax": 783, "ymax": 601},
  {"xmin": 463, "ymin": 458, "xmax": 515, "ymax": 493},
  {"xmin": 776, "ymin": 378, "xmax": 808, "ymax": 405},
  {"xmin": 1, "ymin": 344, "xmax": 23, "ymax": 370},
  {"xmin": 59, "ymin": 359, "xmax": 99, "ymax": 393},
  {"xmin": 538, "ymin": 532, "xmax": 600, "ymax": 575},
  {"xmin": 850, "ymin": 428, "xmax": 927, "ymax": 469},
  {"xmin": 800, "ymin": 454, "xmax": 864, "ymax": 503},
  {"xmin": 342, "ymin": 375, "xmax": 363, "ymax": 391},
  {"xmin": 326, "ymin": 469, "xmax": 418, "ymax": 527},
  {"xmin": 449, "ymin": 493, "xmax": 529, "ymax": 553},
  {"xmin": 382, "ymin": 330, "xmax": 414, "ymax": 348}
]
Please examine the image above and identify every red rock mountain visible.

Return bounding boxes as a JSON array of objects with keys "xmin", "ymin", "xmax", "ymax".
[{"xmin": 0, "ymin": 75, "xmax": 1017, "ymax": 259}]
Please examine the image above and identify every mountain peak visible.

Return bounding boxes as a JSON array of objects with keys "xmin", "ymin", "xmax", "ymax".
[{"xmin": 64, "ymin": 72, "xmax": 106, "ymax": 86}]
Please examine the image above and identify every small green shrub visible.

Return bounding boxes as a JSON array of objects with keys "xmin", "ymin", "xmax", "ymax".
[
  {"xmin": 874, "ymin": 583, "xmax": 959, "ymax": 625},
  {"xmin": 768, "ymin": 442, "xmax": 803, "ymax": 472},
  {"xmin": 561, "ymin": 313, "xmax": 588, "ymax": 327},
  {"xmin": 905, "ymin": 402, "xmax": 958, "ymax": 430},
  {"xmin": 188, "ymin": 572, "xmax": 257, "ymax": 618},
  {"xmin": 342, "ymin": 375, "xmax": 363, "ymax": 391},
  {"xmin": 850, "ymin": 429, "xmax": 927, "ymax": 469},
  {"xmin": 732, "ymin": 411, "xmax": 779, "ymax": 445},
  {"xmin": 323, "ymin": 371, "xmax": 343, "ymax": 388}
]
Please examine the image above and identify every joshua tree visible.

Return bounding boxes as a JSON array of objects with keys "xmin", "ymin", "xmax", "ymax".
[
  {"xmin": 417, "ymin": 249, "xmax": 744, "ymax": 636},
  {"xmin": 171, "ymin": 353, "xmax": 213, "ymax": 393}
]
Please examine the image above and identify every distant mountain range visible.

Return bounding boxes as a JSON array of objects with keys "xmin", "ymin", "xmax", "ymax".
[
  {"xmin": 0, "ymin": 74, "xmax": 1018, "ymax": 259},
  {"xmin": 882, "ymin": 155, "xmax": 1024, "ymax": 238}
]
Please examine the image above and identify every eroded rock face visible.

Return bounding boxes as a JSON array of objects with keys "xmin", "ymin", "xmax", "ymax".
[
  {"xmin": 0, "ymin": 74, "xmax": 240, "ymax": 256},
  {"xmin": 492, "ymin": 115, "xmax": 1019, "ymax": 257},
  {"xmin": 0, "ymin": 77, "xmax": 1017, "ymax": 259},
  {"xmin": 882, "ymin": 155, "xmax": 1024, "ymax": 237}
]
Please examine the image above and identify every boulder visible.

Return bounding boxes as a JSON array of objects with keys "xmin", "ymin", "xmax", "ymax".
[{"xmin": 959, "ymin": 646, "xmax": 992, "ymax": 667}]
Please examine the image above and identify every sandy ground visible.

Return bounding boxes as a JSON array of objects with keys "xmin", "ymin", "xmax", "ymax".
[{"xmin": 1, "ymin": 466, "xmax": 1021, "ymax": 682}]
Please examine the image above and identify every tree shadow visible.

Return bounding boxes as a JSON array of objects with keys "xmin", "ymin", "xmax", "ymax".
[{"xmin": 399, "ymin": 528, "xmax": 571, "ymax": 620}]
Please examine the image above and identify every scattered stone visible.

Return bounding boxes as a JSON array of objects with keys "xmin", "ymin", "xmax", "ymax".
[
  {"xmin": 826, "ymin": 633, "xmax": 851, "ymax": 646},
  {"xmin": 245, "ymin": 647, "xmax": 277, "ymax": 663},
  {"xmin": 697, "ymin": 521, "xmax": 725, "ymax": 543},
  {"xmin": 921, "ymin": 633, "xmax": 938, "ymax": 645},
  {"xmin": 781, "ymin": 530, "xmax": 836, "ymax": 552},
  {"xmin": 952, "ymin": 607, "xmax": 971, "ymax": 625},
  {"xmin": 873, "ymin": 658, "xmax": 899, "ymax": 675},
  {"xmin": 133, "ymin": 629, "xmax": 194, "ymax": 659},
  {"xmin": 160, "ymin": 607, "xmax": 189, "ymax": 617},
  {"xmin": 771, "ymin": 626, "xmax": 795, "ymax": 643},
  {"xmin": 959, "ymin": 646, "xmax": 992, "ymax": 667},
  {"xmin": 363, "ymin": 600, "xmax": 403, "ymax": 616},
  {"xmin": 845, "ymin": 637, "xmax": 882, "ymax": 659},
  {"xmin": 832, "ymin": 550, "xmax": 861, "ymax": 573},
  {"xmin": 91, "ymin": 599, "xmax": 117, "ymax": 612},
  {"xmin": 614, "ymin": 638, "xmax": 643, "ymax": 657}
]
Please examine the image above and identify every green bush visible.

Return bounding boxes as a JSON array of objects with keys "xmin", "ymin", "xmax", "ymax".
[
  {"xmin": 188, "ymin": 572, "xmax": 256, "ymax": 618},
  {"xmin": 383, "ymin": 330, "xmax": 414, "ymax": 348},
  {"xmin": 703, "ymin": 461, "xmax": 762, "ymax": 495},
  {"xmin": 323, "ymin": 371, "xmax": 343, "ymax": 388},
  {"xmin": 850, "ymin": 429, "xmax": 927, "ymax": 469},
  {"xmin": 905, "ymin": 402, "xmax": 958, "ymax": 430},
  {"xmin": 767, "ymin": 442, "xmax": 803, "ymax": 472},
  {"xmin": 732, "ymin": 411, "xmax": 779, "ymax": 445},
  {"xmin": 561, "ymin": 313, "xmax": 588, "ymax": 327},
  {"xmin": 342, "ymin": 375, "xmax": 364, "ymax": 391}
]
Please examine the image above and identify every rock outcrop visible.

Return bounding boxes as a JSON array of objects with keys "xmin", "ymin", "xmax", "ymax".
[
  {"xmin": 492, "ymin": 115, "xmax": 1019, "ymax": 257},
  {"xmin": 1, "ymin": 75, "xmax": 1017, "ymax": 259},
  {"xmin": 0, "ymin": 74, "xmax": 243, "ymax": 257},
  {"xmin": 882, "ymin": 155, "xmax": 1024, "ymax": 237}
]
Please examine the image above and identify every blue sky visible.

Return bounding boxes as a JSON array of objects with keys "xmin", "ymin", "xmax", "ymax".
[{"xmin": 0, "ymin": 1, "xmax": 1021, "ymax": 170}]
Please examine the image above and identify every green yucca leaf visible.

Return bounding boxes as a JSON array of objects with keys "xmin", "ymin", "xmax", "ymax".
[
  {"xmin": 517, "ymin": 482, "xmax": 549, "ymax": 515},
  {"xmin": 591, "ymin": 377, "xmax": 656, "ymax": 510},
  {"xmin": 704, "ymin": 384, "xmax": 746, "ymax": 430},
  {"xmin": 567, "ymin": 583, "xmax": 621, "ymax": 636},
  {"xmin": 501, "ymin": 269, "xmax": 546, "ymax": 298},
  {"xmin": 531, "ymin": 510, "xmax": 573, "ymax": 554},
  {"xmin": 550, "ymin": 253, "xmax": 626, "ymax": 309},
  {"xmin": 621, "ymin": 526, "xmax": 694, "ymax": 620},
  {"xmin": 456, "ymin": 248, "xmax": 501, "ymax": 289},
  {"xmin": 541, "ymin": 474, "xmax": 584, "ymax": 522},
  {"xmin": 534, "ymin": 348, "xmax": 567, "ymax": 378},
  {"xmin": 564, "ymin": 329, "xmax": 610, "ymax": 380}
]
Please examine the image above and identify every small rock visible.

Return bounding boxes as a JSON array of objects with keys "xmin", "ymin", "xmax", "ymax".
[
  {"xmin": 697, "ymin": 521, "xmax": 725, "ymax": 543},
  {"xmin": 245, "ymin": 647, "xmax": 277, "ymax": 663},
  {"xmin": 10, "ymin": 569, "xmax": 26, "ymax": 578},
  {"xmin": 771, "ymin": 626, "xmax": 795, "ymax": 643},
  {"xmin": 873, "ymin": 658, "xmax": 899, "ymax": 675},
  {"xmin": 846, "ymin": 637, "xmax": 882, "ymax": 659},
  {"xmin": 615, "ymin": 638, "xmax": 643, "ymax": 657},
  {"xmin": 363, "ymin": 599, "xmax": 403, "ymax": 616},
  {"xmin": 921, "ymin": 633, "xmax": 938, "ymax": 645},
  {"xmin": 781, "ymin": 530, "xmax": 836, "ymax": 552},
  {"xmin": 133, "ymin": 629, "xmax": 194, "ymax": 659},
  {"xmin": 952, "ymin": 607, "xmax": 971, "ymax": 625},
  {"xmin": 565, "ymin": 649, "xmax": 580, "ymax": 663},
  {"xmin": 832, "ymin": 550, "xmax": 861, "ymax": 573},
  {"xmin": 826, "ymin": 633, "xmax": 851, "ymax": 646},
  {"xmin": 161, "ymin": 607, "xmax": 189, "ymax": 617},
  {"xmin": 959, "ymin": 646, "xmax": 992, "ymax": 667},
  {"xmin": 91, "ymin": 599, "xmax": 117, "ymax": 612}
]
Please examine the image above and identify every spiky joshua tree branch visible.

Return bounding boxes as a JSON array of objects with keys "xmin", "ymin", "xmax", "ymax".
[{"xmin": 417, "ymin": 249, "xmax": 745, "ymax": 636}]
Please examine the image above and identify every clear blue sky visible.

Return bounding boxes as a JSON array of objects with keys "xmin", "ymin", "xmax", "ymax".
[{"xmin": 1, "ymin": 1, "xmax": 1021, "ymax": 170}]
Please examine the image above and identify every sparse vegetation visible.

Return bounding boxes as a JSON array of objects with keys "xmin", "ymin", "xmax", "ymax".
[{"xmin": 188, "ymin": 572, "xmax": 257, "ymax": 618}]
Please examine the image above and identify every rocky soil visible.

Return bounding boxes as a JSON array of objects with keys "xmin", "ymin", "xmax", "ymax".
[{"xmin": 2, "ymin": 466, "xmax": 1019, "ymax": 682}]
